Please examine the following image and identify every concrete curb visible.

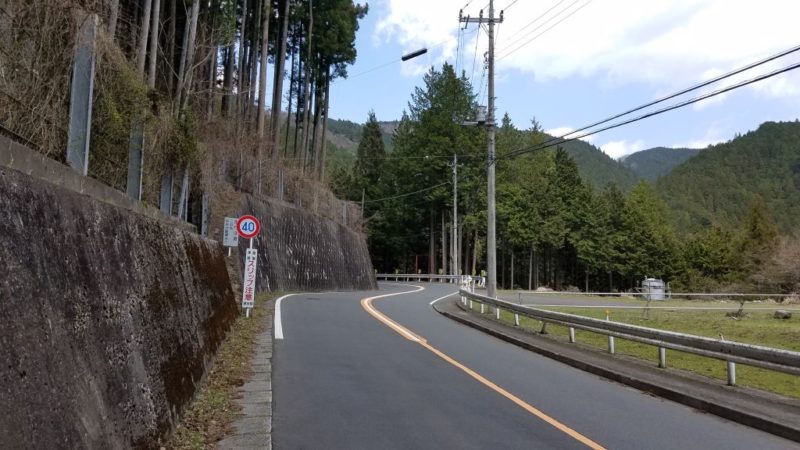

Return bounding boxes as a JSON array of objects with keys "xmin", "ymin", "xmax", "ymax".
[
  {"xmin": 433, "ymin": 299, "xmax": 800, "ymax": 443},
  {"xmin": 216, "ymin": 303, "xmax": 274, "ymax": 450}
]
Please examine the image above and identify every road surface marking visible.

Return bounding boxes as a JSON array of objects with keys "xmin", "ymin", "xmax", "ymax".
[
  {"xmin": 429, "ymin": 292, "xmax": 459, "ymax": 306},
  {"xmin": 362, "ymin": 288, "xmax": 606, "ymax": 450},
  {"xmin": 275, "ymin": 293, "xmax": 298, "ymax": 340},
  {"xmin": 362, "ymin": 285, "xmax": 426, "ymax": 343}
]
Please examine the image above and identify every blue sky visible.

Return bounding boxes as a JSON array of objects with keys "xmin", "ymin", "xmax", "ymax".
[{"xmin": 328, "ymin": 0, "xmax": 800, "ymax": 159}]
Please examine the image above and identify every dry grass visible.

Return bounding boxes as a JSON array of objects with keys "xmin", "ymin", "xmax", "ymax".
[{"xmin": 164, "ymin": 293, "xmax": 276, "ymax": 450}]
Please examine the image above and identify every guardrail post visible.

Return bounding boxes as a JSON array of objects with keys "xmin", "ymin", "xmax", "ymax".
[
  {"xmin": 469, "ymin": 298, "xmax": 473, "ymax": 309},
  {"xmin": 606, "ymin": 311, "xmax": 615, "ymax": 354},
  {"xmin": 727, "ymin": 361, "xmax": 736, "ymax": 386},
  {"xmin": 514, "ymin": 313, "xmax": 520, "ymax": 327},
  {"xmin": 540, "ymin": 322, "xmax": 547, "ymax": 334},
  {"xmin": 569, "ymin": 327, "xmax": 576, "ymax": 343},
  {"xmin": 658, "ymin": 347, "xmax": 666, "ymax": 368},
  {"xmin": 495, "ymin": 306, "xmax": 500, "ymax": 320},
  {"xmin": 480, "ymin": 303, "xmax": 485, "ymax": 314}
]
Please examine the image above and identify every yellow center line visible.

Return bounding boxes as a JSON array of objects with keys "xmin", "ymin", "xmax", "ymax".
[{"xmin": 362, "ymin": 286, "xmax": 606, "ymax": 450}]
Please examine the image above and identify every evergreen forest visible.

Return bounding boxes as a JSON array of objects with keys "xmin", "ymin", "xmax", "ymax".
[{"xmin": 331, "ymin": 64, "xmax": 800, "ymax": 294}]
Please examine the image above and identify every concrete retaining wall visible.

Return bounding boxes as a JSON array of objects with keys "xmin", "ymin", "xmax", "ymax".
[
  {"xmin": 210, "ymin": 184, "xmax": 377, "ymax": 293},
  {"xmin": 0, "ymin": 165, "xmax": 237, "ymax": 449}
]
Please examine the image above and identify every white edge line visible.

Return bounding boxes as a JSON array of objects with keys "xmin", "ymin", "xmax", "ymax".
[
  {"xmin": 274, "ymin": 294, "xmax": 297, "ymax": 340},
  {"xmin": 429, "ymin": 292, "xmax": 459, "ymax": 306}
]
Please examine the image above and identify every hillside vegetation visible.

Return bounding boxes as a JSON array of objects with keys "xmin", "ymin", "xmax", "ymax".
[
  {"xmin": 0, "ymin": 0, "xmax": 368, "ymax": 230},
  {"xmin": 622, "ymin": 147, "xmax": 700, "ymax": 180},
  {"xmin": 657, "ymin": 121, "xmax": 800, "ymax": 234},
  {"xmin": 554, "ymin": 137, "xmax": 642, "ymax": 191}
]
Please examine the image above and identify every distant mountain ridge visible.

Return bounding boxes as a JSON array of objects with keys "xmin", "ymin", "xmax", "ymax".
[
  {"xmin": 656, "ymin": 121, "xmax": 800, "ymax": 233},
  {"xmin": 621, "ymin": 147, "xmax": 701, "ymax": 181},
  {"xmin": 326, "ymin": 118, "xmax": 398, "ymax": 153},
  {"xmin": 551, "ymin": 137, "xmax": 642, "ymax": 191}
]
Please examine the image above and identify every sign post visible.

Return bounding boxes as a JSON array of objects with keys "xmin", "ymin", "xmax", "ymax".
[
  {"xmin": 236, "ymin": 215, "xmax": 261, "ymax": 317},
  {"xmin": 223, "ymin": 217, "xmax": 239, "ymax": 256}
]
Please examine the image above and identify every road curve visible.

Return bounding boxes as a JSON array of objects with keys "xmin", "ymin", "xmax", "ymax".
[{"xmin": 272, "ymin": 282, "xmax": 795, "ymax": 449}]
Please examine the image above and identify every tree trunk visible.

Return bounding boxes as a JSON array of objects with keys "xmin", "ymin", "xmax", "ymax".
[
  {"xmin": 299, "ymin": 2, "xmax": 313, "ymax": 167},
  {"xmin": 284, "ymin": 34, "xmax": 296, "ymax": 156},
  {"xmin": 528, "ymin": 247, "xmax": 533, "ymax": 290},
  {"xmin": 179, "ymin": 1, "xmax": 199, "ymax": 112},
  {"xmin": 456, "ymin": 220, "xmax": 464, "ymax": 275},
  {"xmin": 302, "ymin": 77, "xmax": 315, "ymax": 171},
  {"xmin": 510, "ymin": 251, "xmax": 515, "ymax": 290},
  {"xmin": 429, "ymin": 210, "xmax": 435, "ymax": 274},
  {"xmin": 501, "ymin": 249, "xmax": 506, "ymax": 289},
  {"xmin": 108, "ymin": 0, "xmax": 120, "ymax": 38},
  {"xmin": 147, "ymin": 0, "xmax": 161, "ymax": 88},
  {"xmin": 312, "ymin": 78, "xmax": 323, "ymax": 172},
  {"xmin": 136, "ymin": 0, "xmax": 153, "ymax": 77},
  {"xmin": 317, "ymin": 68, "xmax": 331, "ymax": 181},
  {"xmin": 463, "ymin": 228, "xmax": 470, "ymax": 276},
  {"xmin": 256, "ymin": 0, "xmax": 270, "ymax": 138},
  {"xmin": 270, "ymin": 0, "xmax": 291, "ymax": 160},
  {"xmin": 534, "ymin": 249, "xmax": 539, "ymax": 289},
  {"xmin": 236, "ymin": 0, "xmax": 249, "ymax": 114},
  {"xmin": 207, "ymin": 44, "xmax": 218, "ymax": 119},
  {"xmin": 223, "ymin": 45, "xmax": 235, "ymax": 116},
  {"xmin": 292, "ymin": 41, "xmax": 303, "ymax": 158},
  {"xmin": 167, "ymin": 0, "xmax": 176, "ymax": 99},
  {"xmin": 585, "ymin": 268, "xmax": 589, "ymax": 292},
  {"xmin": 174, "ymin": 2, "xmax": 191, "ymax": 112},
  {"xmin": 441, "ymin": 211, "xmax": 447, "ymax": 276},
  {"xmin": 247, "ymin": 0, "xmax": 260, "ymax": 115},
  {"xmin": 255, "ymin": 0, "xmax": 270, "ymax": 194},
  {"xmin": 472, "ymin": 231, "xmax": 478, "ymax": 276}
]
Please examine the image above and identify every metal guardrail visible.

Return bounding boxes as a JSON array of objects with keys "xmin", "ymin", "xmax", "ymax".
[
  {"xmin": 376, "ymin": 273, "xmax": 464, "ymax": 283},
  {"xmin": 459, "ymin": 289, "xmax": 800, "ymax": 385},
  {"xmin": 517, "ymin": 290, "xmax": 793, "ymax": 300}
]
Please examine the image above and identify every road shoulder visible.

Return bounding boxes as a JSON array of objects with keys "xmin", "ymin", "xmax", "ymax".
[{"xmin": 433, "ymin": 297, "xmax": 800, "ymax": 443}]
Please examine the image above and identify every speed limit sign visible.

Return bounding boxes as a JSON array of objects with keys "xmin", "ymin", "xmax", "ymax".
[{"xmin": 236, "ymin": 215, "xmax": 261, "ymax": 239}]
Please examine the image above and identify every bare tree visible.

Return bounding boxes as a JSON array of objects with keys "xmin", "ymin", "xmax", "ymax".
[
  {"xmin": 136, "ymin": 0, "xmax": 154, "ymax": 77},
  {"xmin": 108, "ymin": 0, "xmax": 120, "ymax": 38},
  {"xmin": 236, "ymin": 0, "xmax": 249, "ymax": 115},
  {"xmin": 147, "ymin": 0, "xmax": 161, "ymax": 88},
  {"xmin": 270, "ymin": 0, "xmax": 291, "ymax": 160}
]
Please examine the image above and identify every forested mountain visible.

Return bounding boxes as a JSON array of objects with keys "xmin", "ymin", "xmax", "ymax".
[
  {"xmin": 622, "ymin": 147, "xmax": 700, "ymax": 180},
  {"xmin": 554, "ymin": 138, "xmax": 642, "ymax": 191},
  {"xmin": 326, "ymin": 117, "xmax": 397, "ymax": 152},
  {"xmin": 328, "ymin": 115, "xmax": 641, "ymax": 192},
  {"xmin": 657, "ymin": 121, "xmax": 800, "ymax": 234}
]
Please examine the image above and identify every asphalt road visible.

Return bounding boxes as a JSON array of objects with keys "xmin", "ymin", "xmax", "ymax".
[{"xmin": 272, "ymin": 282, "xmax": 795, "ymax": 449}]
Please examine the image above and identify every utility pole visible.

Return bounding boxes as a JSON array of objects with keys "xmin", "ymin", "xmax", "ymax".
[
  {"xmin": 451, "ymin": 154, "xmax": 458, "ymax": 277},
  {"xmin": 460, "ymin": 1, "xmax": 502, "ymax": 297}
]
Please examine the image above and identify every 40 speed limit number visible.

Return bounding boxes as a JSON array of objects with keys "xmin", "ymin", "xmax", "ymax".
[{"xmin": 236, "ymin": 215, "xmax": 260, "ymax": 239}]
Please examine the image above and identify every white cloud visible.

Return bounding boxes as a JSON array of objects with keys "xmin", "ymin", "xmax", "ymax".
[
  {"xmin": 600, "ymin": 139, "xmax": 646, "ymax": 159},
  {"xmin": 376, "ymin": 1, "xmax": 800, "ymax": 101}
]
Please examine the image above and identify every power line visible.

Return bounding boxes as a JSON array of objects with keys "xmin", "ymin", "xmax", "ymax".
[
  {"xmin": 498, "ymin": 0, "xmax": 592, "ymax": 60},
  {"xmin": 497, "ymin": 0, "xmax": 569, "ymax": 50},
  {"xmin": 503, "ymin": 0, "xmax": 520, "ymax": 11},
  {"xmin": 522, "ymin": 42, "xmax": 800, "ymax": 148},
  {"xmin": 502, "ymin": 60, "xmax": 800, "ymax": 160},
  {"xmin": 364, "ymin": 181, "xmax": 450, "ymax": 203},
  {"xmin": 470, "ymin": 26, "xmax": 482, "ymax": 86}
]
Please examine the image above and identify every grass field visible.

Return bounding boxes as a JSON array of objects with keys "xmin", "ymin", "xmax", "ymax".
[
  {"xmin": 499, "ymin": 289, "xmax": 800, "ymax": 310},
  {"xmin": 467, "ymin": 299, "xmax": 800, "ymax": 399}
]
